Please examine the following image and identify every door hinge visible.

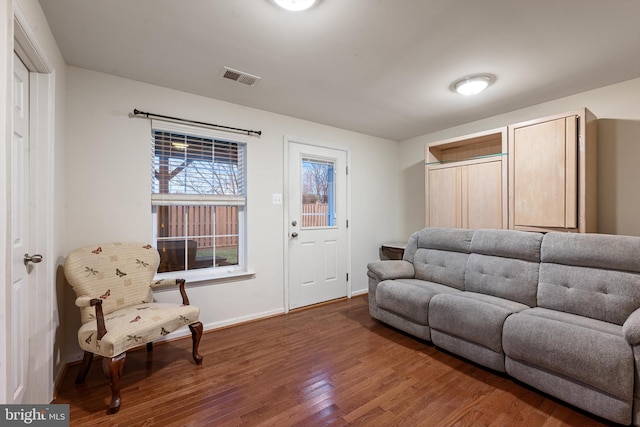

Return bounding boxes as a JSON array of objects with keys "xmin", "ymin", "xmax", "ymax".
[
  {"xmin": 346, "ymin": 219, "xmax": 349, "ymax": 228},
  {"xmin": 346, "ymin": 273, "xmax": 349, "ymax": 282},
  {"xmin": 346, "ymin": 166, "xmax": 349, "ymax": 175}
]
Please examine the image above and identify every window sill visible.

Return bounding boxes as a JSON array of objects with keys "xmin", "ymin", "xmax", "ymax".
[{"xmin": 153, "ymin": 267, "xmax": 255, "ymax": 288}]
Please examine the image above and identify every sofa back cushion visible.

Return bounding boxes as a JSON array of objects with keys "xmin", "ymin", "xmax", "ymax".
[
  {"xmin": 539, "ymin": 232, "xmax": 640, "ymax": 325},
  {"xmin": 465, "ymin": 229, "xmax": 543, "ymax": 306},
  {"xmin": 407, "ymin": 228, "xmax": 474, "ymax": 290}
]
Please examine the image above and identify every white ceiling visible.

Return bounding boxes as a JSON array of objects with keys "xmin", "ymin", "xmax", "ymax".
[{"xmin": 38, "ymin": 0, "xmax": 640, "ymax": 141}]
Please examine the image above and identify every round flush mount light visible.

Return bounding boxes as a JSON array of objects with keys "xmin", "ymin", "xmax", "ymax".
[
  {"xmin": 273, "ymin": 0, "xmax": 317, "ymax": 11},
  {"xmin": 451, "ymin": 74, "xmax": 495, "ymax": 96}
]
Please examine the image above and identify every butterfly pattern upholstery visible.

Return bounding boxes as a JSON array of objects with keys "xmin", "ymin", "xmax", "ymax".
[{"xmin": 64, "ymin": 241, "xmax": 203, "ymax": 414}]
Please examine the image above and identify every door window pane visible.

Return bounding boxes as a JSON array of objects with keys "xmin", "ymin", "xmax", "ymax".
[{"xmin": 301, "ymin": 158, "xmax": 335, "ymax": 228}]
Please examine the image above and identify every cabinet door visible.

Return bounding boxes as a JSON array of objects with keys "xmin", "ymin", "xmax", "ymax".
[
  {"xmin": 511, "ymin": 117, "xmax": 577, "ymax": 228},
  {"xmin": 464, "ymin": 161, "xmax": 503, "ymax": 229},
  {"xmin": 428, "ymin": 167, "xmax": 461, "ymax": 227}
]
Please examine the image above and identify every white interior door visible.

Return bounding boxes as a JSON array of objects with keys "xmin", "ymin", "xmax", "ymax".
[
  {"xmin": 288, "ymin": 142, "xmax": 349, "ymax": 310},
  {"xmin": 10, "ymin": 52, "xmax": 31, "ymax": 404},
  {"xmin": 10, "ymin": 51, "xmax": 48, "ymax": 404}
]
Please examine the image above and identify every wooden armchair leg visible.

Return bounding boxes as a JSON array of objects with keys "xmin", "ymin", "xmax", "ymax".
[
  {"xmin": 75, "ymin": 351, "xmax": 94, "ymax": 384},
  {"xmin": 189, "ymin": 321, "xmax": 204, "ymax": 365},
  {"xmin": 102, "ymin": 353, "xmax": 126, "ymax": 414}
]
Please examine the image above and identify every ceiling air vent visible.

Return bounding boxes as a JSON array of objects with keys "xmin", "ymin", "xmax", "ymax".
[{"xmin": 220, "ymin": 66, "xmax": 261, "ymax": 87}]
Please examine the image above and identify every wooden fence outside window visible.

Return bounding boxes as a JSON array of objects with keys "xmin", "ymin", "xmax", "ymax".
[
  {"xmin": 161, "ymin": 203, "xmax": 331, "ymax": 246},
  {"xmin": 302, "ymin": 203, "xmax": 329, "ymax": 228},
  {"xmin": 161, "ymin": 206, "xmax": 238, "ymax": 249}
]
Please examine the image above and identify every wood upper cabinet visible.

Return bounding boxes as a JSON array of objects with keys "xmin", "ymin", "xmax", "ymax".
[
  {"xmin": 508, "ymin": 108, "xmax": 597, "ymax": 233},
  {"xmin": 427, "ymin": 166, "xmax": 460, "ymax": 228},
  {"xmin": 466, "ymin": 161, "xmax": 504, "ymax": 229},
  {"xmin": 425, "ymin": 128, "xmax": 507, "ymax": 229}
]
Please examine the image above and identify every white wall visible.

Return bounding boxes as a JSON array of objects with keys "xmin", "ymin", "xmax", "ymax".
[
  {"xmin": 62, "ymin": 66, "xmax": 402, "ymax": 361},
  {"xmin": 400, "ymin": 77, "xmax": 640, "ymax": 238}
]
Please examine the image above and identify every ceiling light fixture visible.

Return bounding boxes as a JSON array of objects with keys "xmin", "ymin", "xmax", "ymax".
[
  {"xmin": 273, "ymin": 0, "xmax": 317, "ymax": 11},
  {"xmin": 452, "ymin": 74, "xmax": 495, "ymax": 96}
]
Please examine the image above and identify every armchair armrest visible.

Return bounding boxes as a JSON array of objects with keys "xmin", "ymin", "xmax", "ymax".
[
  {"xmin": 367, "ymin": 260, "xmax": 415, "ymax": 281},
  {"xmin": 623, "ymin": 307, "xmax": 640, "ymax": 346},
  {"xmin": 151, "ymin": 278, "xmax": 191, "ymax": 305},
  {"xmin": 75, "ymin": 295, "xmax": 107, "ymax": 339},
  {"xmin": 75, "ymin": 295, "xmax": 95, "ymax": 308}
]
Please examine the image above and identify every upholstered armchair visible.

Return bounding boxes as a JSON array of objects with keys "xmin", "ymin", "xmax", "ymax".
[{"xmin": 64, "ymin": 242, "xmax": 203, "ymax": 414}]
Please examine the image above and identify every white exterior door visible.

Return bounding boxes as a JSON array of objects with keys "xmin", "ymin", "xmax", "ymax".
[
  {"xmin": 10, "ymin": 52, "xmax": 32, "ymax": 404},
  {"xmin": 288, "ymin": 142, "xmax": 349, "ymax": 309}
]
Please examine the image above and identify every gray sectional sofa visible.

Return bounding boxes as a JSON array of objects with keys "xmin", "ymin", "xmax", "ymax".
[{"xmin": 367, "ymin": 227, "xmax": 640, "ymax": 426}]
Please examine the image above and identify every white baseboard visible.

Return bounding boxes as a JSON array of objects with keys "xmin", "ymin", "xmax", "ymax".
[{"xmin": 202, "ymin": 308, "xmax": 286, "ymax": 332}]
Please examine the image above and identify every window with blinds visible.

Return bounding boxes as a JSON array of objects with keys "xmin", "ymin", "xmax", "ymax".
[{"xmin": 150, "ymin": 121, "xmax": 247, "ymax": 276}]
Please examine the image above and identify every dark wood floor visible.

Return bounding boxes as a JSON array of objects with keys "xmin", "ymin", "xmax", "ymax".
[{"xmin": 54, "ymin": 296, "xmax": 616, "ymax": 426}]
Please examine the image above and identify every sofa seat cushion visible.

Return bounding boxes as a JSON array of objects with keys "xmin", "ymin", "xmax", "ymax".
[
  {"xmin": 429, "ymin": 292, "xmax": 530, "ymax": 353},
  {"xmin": 78, "ymin": 302, "xmax": 200, "ymax": 358},
  {"xmin": 376, "ymin": 279, "xmax": 460, "ymax": 325},
  {"xmin": 503, "ymin": 307, "xmax": 633, "ymax": 401}
]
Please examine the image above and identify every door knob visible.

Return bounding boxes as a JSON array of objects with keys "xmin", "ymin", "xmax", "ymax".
[
  {"xmin": 24, "ymin": 254, "xmax": 43, "ymax": 266},
  {"xmin": 291, "ymin": 232, "xmax": 299, "ymax": 238}
]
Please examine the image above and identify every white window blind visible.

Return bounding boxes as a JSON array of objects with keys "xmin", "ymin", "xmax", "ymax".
[{"xmin": 151, "ymin": 120, "xmax": 247, "ymax": 206}]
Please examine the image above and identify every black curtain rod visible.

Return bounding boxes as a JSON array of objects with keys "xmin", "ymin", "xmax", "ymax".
[{"xmin": 133, "ymin": 109, "xmax": 262, "ymax": 136}]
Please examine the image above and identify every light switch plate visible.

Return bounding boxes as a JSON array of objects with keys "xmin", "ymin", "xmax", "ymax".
[{"xmin": 272, "ymin": 193, "xmax": 282, "ymax": 204}]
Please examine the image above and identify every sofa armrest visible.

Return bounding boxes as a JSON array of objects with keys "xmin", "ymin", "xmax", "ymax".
[
  {"xmin": 367, "ymin": 260, "xmax": 414, "ymax": 281},
  {"xmin": 623, "ymin": 307, "xmax": 640, "ymax": 346}
]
